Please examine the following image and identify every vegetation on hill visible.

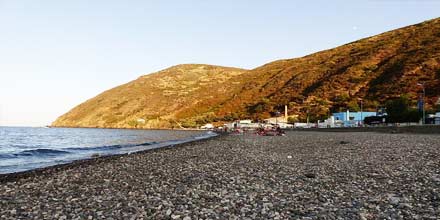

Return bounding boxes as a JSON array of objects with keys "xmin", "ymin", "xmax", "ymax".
[
  {"xmin": 52, "ymin": 18, "xmax": 440, "ymax": 128},
  {"xmin": 52, "ymin": 65, "xmax": 247, "ymax": 128},
  {"xmin": 217, "ymin": 17, "xmax": 440, "ymax": 122}
]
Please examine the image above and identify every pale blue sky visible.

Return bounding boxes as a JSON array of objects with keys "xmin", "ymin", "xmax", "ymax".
[{"xmin": 0, "ymin": 0, "xmax": 439, "ymax": 126}]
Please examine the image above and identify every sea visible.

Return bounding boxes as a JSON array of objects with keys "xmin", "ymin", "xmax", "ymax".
[{"xmin": 0, "ymin": 127, "xmax": 216, "ymax": 174}]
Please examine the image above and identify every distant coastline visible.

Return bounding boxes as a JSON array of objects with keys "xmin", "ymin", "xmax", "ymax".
[{"xmin": 48, "ymin": 125, "xmax": 206, "ymax": 131}]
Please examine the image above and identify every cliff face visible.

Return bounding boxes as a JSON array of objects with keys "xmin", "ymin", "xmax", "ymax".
[{"xmin": 53, "ymin": 18, "xmax": 440, "ymax": 128}]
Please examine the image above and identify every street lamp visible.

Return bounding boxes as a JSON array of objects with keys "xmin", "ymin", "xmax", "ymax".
[{"xmin": 417, "ymin": 82, "xmax": 425, "ymax": 125}]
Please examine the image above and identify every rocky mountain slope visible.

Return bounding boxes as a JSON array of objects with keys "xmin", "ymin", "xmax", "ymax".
[
  {"xmin": 52, "ymin": 65, "xmax": 247, "ymax": 128},
  {"xmin": 52, "ymin": 18, "xmax": 440, "ymax": 128}
]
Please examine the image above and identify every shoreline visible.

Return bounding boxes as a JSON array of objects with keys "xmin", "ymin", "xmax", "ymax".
[
  {"xmin": 0, "ymin": 133, "xmax": 223, "ymax": 184},
  {"xmin": 1, "ymin": 131, "xmax": 439, "ymax": 219},
  {"xmin": 48, "ymin": 124, "xmax": 440, "ymax": 134}
]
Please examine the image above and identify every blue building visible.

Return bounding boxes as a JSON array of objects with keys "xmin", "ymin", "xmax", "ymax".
[{"xmin": 332, "ymin": 111, "xmax": 376, "ymax": 127}]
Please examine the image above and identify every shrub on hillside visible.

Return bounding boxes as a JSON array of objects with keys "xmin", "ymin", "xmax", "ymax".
[{"xmin": 385, "ymin": 96, "xmax": 421, "ymax": 123}]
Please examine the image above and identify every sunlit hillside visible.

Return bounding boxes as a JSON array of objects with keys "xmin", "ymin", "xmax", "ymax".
[{"xmin": 53, "ymin": 18, "xmax": 440, "ymax": 128}]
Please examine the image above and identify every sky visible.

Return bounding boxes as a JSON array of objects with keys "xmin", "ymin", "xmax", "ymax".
[{"xmin": 0, "ymin": 0, "xmax": 439, "ymax": 126}]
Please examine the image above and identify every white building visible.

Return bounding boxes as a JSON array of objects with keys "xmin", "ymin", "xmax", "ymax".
[
  {"xmin": 201, "ymin": 123, "xmax": 214, "ymax": 129},
  {"xmin": 226, "ymin": 120, "xmax": 259, "ymax": 129},
  {"xmin": 293, "ymin": 122, "xmax": 310, "ymax": 128},
  {"xmin": 239, "ymin": 120, "xmax": 252, "ymax": 124},
  {"xmin": 263, "ymin": 117, "xmax": 293, "ymax": 128}
]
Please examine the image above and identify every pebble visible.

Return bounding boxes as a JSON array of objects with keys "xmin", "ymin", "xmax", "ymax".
[
  {"xmin": 389, "ymin": 196, "xmax": 401, "ymax": 205},
  {"xmin": 166, "ymin": 209, "xmax": 172, "ymax": 216},
  {"xmin": 1, "ymin": 131, "xmax": 439, "ymax": 219},
  {"xmin": 304, "ymin": 173, "xmax": 316, "ymax": 178}
]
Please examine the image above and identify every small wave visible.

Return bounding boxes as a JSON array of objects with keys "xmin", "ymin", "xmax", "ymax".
[
  {"xmin": 136, "ymin": 141, "xmax": 158, "ymax": 146},
  {"xmin": 194, "ymin": 131, "xmax": 218, "ymax": 139},
  {"xmin": 0, "ymin": 154, "xmax": 16, "ymax": 159},
  {"xmin": 65, "ymin": 141, "xmax": 158, "ymax": 152},
  {"xmin": 15, "ymin": 149, "xmax": 70, "ymax": 157}
]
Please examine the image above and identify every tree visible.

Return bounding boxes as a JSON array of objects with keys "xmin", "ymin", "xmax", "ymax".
[
  {"xmin": 385, "ymin": 96, "xmax": 421, "ymax": 123},
  {"xmin": 247, "ymin": 98, "xmax": 272, "ymax": 120},
  {"xmin": 287, "ymin": 116, "xmax": 298, "ymax": 124},
  {"xmin": 406, "ymin": 109, "xmax": 421, "ymax": 123},
  {"xmin": 181, "ymin": 119, "xmax": 197, "ymax": 128},
  {"xmin": 436, "ymin": 98, "xmax": 440, "ymax": 112},
  {"xmin": 347, "ymin": 100, "xmax": 360, "ymax": 112}
]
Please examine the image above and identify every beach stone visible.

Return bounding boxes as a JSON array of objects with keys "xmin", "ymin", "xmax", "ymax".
[
  {"xmin": 171, "ymin": 214, "xmax": 181, "ymax": 219},
  {"xmin": 1, "ymin": 131, "xmax": 440, "ymax": 219},
  {"xmin": 389, "ymin": 196, "xmax": 400, "ymax": 205},
  {"xmin": 359, "ymin": 212, "xmax": 368, "ymax": 220},
  {"xmin": 166, "ymin": 209, "xmax": 172, "ymax": 216},
  {"xmin": 263, "ymin": 202, "xmax": 273, "ymax": 209},
  {"xmin": 398, "ymin": 203, "xmax": 413, "ymax": 209},
  {"xmin": 304, "ymin": 173, "xmax": 316, "ymax": 178}
]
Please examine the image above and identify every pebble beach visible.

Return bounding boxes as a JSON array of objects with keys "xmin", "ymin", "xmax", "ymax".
[{"xmin": 1, "ymin": 130, "xmax": 440, "ymax": 219}]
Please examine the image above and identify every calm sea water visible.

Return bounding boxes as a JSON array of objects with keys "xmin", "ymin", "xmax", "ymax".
[{"xmin": 0, "ymin": 127, "xmax": 216, "ymax": 174}]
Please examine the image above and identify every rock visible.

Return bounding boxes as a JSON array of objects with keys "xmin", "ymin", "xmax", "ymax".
[
  {"xmin": 171, "ymin": 214, "xmax": 181, "ymax": 219},
  {"xmin": 389, "ymin": 196, "xmax": 400, "ymax": 205},
  {"xmin": 240, "ymin": 207, "xmax": 249, "ymax": 213},
  {"xmin": 1, "ymin": 131, "xmax": 440, "ymax": 219},
  {"xmin": 359, "ymin": 212, "xmax": 368, "ymax": 220},
  {"xmin": 304, "ymin": 173, "xmax": 316, "ymax": 178},
  {"xmin": 263, "ymin": 202, "xmax": 273, "ymax": 209},
  {"xmin": 166, "ymin": 209, "xmax": 172, "ymax": 216},
  {"xmin": 431, "ymin": 175, "xmax": 440, "ymax": 182},
  {"xmin": 397, "ymin": 203, "xmax": 413, "ymax": 209}
]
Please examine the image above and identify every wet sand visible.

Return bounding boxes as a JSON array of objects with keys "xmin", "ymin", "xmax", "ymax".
[{"xmin": 1, "ymin": 131, "xmax": 439, "ymax": 219}]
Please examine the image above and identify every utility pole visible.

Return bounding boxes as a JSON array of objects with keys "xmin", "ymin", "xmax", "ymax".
[
  {"xmin": 306, "ymin": 108, "xmax": 309, "ymax": 126},
  {"xmin": 360, "ymin": 99, "xmax": 363, "ymax": 127},
  {"xmin": 417, "ymin": 83, "xmax": 425, "ymax": 125}
]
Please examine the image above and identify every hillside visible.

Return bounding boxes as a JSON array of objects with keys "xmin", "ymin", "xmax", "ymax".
[
  {"xmin": 52, "ymin": 65, "xmax": 247, "ymax": 128},
  {"xmin": 217, "ymin": 18, "xmax": 440, "ymax": 121},
  {"xmin": 52, "ymin": 18, "xmax": 440, "ymax": 128}
]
